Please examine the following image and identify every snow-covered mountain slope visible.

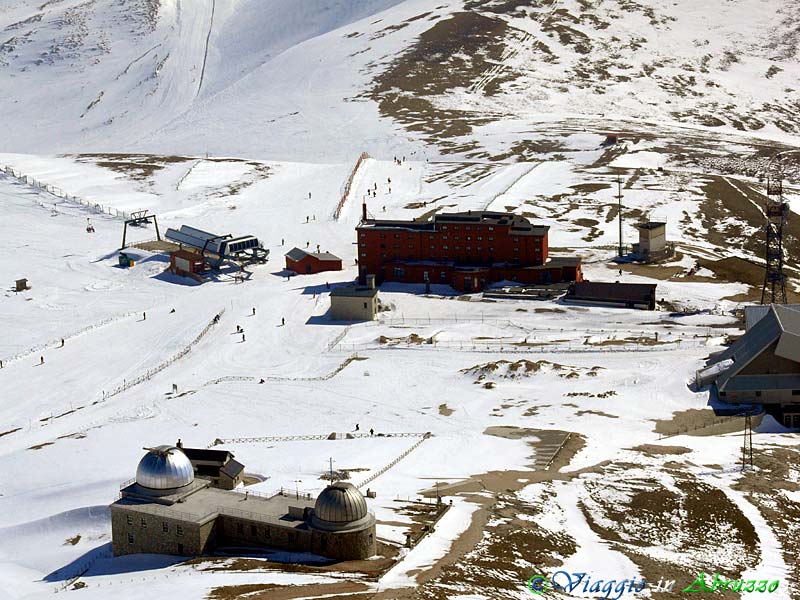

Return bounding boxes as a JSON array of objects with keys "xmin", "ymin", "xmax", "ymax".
[{"xmin": 2, "ymin": 0, "xmax": 799, "ymax": 160}]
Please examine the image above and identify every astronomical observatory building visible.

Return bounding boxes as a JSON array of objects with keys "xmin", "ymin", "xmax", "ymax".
[{"xmin": 111, "ymin": 446, "xmax": 376, "ymax": 561}]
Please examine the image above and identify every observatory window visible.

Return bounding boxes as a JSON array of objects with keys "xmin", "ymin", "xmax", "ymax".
[
  {"xmin": 363, "ymin": 302, "xmax": 368, "ymax": 309},
  {"xmin": 162, "ymin": 522, "xmax": 169, "ymax": 533},
  {"xmin": 251, "ymin": 525, "xmax": 258, "ymax": 536},
  {"xmin": 177, "ymin": 543, "xmax": 184, "ymax": 554},
  {"xmin": 369, "ymin": 534, "xmax": 374, "ymax": 545},
  {"xmin": 237, "ymin": 523, "xmax": 244, "ymax": 534},
  {"xmin": 126, "ymin": 515, "xmax": 133, "ymax": 526},
  {"xmin": 755, "ymin": 391, "xmax": 762, "ymax": 397},
  {"xmin": 177, "ymin": 525, "xmax": 183, "ymax": 536},
  {"xmin": 793, "ymin": 390, "xmax": 800, "ymax": 396},
  {"xmin": 265, "ymin": 529, "xmax": 271, "ymax": 539},
  {"xmin": 127, "ymin": 533, "xmax": 134, "ymax": 544},
  {"xmin": 141, "ymin": 518, "xmax": 147, "ymax": 528}
]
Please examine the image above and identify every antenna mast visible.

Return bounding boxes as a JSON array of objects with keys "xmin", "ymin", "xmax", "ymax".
[
  {"xmin": 761, "ymin": 159, "xmax": 788, "ymax": 304},
  {"xmin": 617, "ymin": 175, "xmax": 624, "ymax": 258}
]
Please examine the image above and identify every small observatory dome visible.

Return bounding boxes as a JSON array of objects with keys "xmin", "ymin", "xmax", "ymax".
[
  {"xmin": 135, "ymin": 445, "xmax": 194, "ymax": 490},
  {"xmin": 314, "ymin": 481, "xmax": 368, "ymax": 524}
]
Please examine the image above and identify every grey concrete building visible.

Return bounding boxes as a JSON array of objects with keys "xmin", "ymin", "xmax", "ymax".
[
  {"xmin": 700, "ymin": 304, "xmax": 800, "ymax": 427},
  {"xmin": 330, "ymin": 275, "xmax": 379, "ymax": 321},
  {"xmin": 111, "ymin": 446, "xmax": 377, "ymax": 561},
  {"xmin": 631, "ymin": 222, "xmax": 673, "ymax": 262}
]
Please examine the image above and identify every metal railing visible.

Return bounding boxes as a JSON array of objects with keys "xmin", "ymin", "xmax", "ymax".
[
  {"xmin": 1, "ymin": 164, "xmax": 133, "ymax": 221},
  {"xmin": 333, "ymin": 152, "xmax": 369, "ymax": 220},
  {"xmin": 356, "ymin": 433, "xmax": 432, "ymax": 489},
  {"xmin": 101, "ymin": 308, "xmax": 225, "ymax": 401},
  {"xmin": 212, "ymin": 431, "xmax": 429, "ymax": 446}
]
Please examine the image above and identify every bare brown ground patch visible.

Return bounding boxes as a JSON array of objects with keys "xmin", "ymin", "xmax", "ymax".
[
  {"xmin": 631, "ymin": 444, "xmax": 691, "ymax": 456},
  {"xmin": 438, "ymin": 403, "xmax": 453, "ymax": 416},
  {"xmin": 207, "ymin": 581, "xmax": 371, "ymax": 600},
  {"xmin": 27, "ymin": 441, "xmax": 54, "ymax": 450}
]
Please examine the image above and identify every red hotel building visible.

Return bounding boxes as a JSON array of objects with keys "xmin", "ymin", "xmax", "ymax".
[{"xmin": 357, "ymin": 208, "xmax": 582, "ymax": 292}]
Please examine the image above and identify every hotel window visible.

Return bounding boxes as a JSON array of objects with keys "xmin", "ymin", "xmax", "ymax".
[
  {"xmin": 408, "ymin": 243, "xmax": 414, "ymax": 248},
  {"xmin": 514, "ymin": 247, "xmax": 519, "ymax": 252},
  {"xmin": 177, "ymin": 525, "xmax": 183, "ymax": 536},
  {"xmin": 393, "ymin": 267, "xmax": 405, "ymax": 278},
  {"xmin": 360, "ymin": 233, "xmax": 365, "ymax": 238},
  {"xmin": 455, "ymin": 246, "xmax": 460, "ymax": 250},
  {"xmin": 489, "ymin": 247, "xmax": 494, "ymax": 252},
  {"xmin": 477, "ymin": 246, "xmax": 482, "ymax": 251},
  {"xmin": 128, "ymin": 533, "xmax": 134, "ymax": 544},
  {"xmin": 442, "ymin": 235, "xmax": 448, "ymax": 240},
  {"xmin": 467, "ymin": 236, "xmax": 471, "ymax": 241},
  {"xmin": 361, "ymin": 252, "xmax": 366, "ymax": 258},
  {"xmin": 513, "ymin": 237, "xmax": 519, "ymax": 242},
  {"xmin": 443, "ymin": 245, "xmax": 448, "ymax": 250},
  {"xmin": 394, "ymin": 233, "xmax": 400, "ymax": 238},
  {"xmin": 442, "ymin": 225, "xmax": 448, "ymax": 230},
  {"xmin": 466, "ymin": 246, "xmax": 471, "ymax": 251},
  {"xmin": 429, "ymin": 235, "xmax": 435, "ymax": 240},
  {"xmin": 162, "ymin": 522, "xmax": 168, "ymax": 533},
  {"xmin": 465, "ymin": 226, "xmax": 471, "ymax": 230},
  {"xmin": 440, "ymin": 271, "xmax": 446, "ymax": 280},
  {"xmin": 488, "ymin": 236, "xmax": 494, "ymax": 241},
  {"xmin": 126, "ymin": 515, "xmax": 133, "ymax": 525},
  {"xmin": 379, "ymin": 233, "xmax": 386, "ymax": 238},
  {"xmin": 488, "ymin": 226, "xmax": 494, "ymax": 231},
  {"xmin": 477, "ymin": 236, "xmax": 483, "ymax": 241}
]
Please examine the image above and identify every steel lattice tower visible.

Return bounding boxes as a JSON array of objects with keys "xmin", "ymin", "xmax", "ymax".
[{"xmin": 761, "ymin": 170, "xmax": 788, "ymax": 305}]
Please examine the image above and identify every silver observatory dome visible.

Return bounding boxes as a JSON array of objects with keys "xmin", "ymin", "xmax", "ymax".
[
  {"xmin": 135, "ymin": 445, "xmax": 194, "ymax": 490},
  {"xmin": 314, "ymin": 482, "xmax": 368, "ymax": 524}
]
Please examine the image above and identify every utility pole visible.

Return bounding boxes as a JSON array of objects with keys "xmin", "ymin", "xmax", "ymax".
[
  {"xmin": 741, "ymin": 412, "xmax": 754, "ymax": 471},
  {"xmin": 617, "ymin": 175, "xmax": 624, "ymax": 258},
  {"xmin": 329, "ymin": 457, "xmax": 335, "ymax": 482}
]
